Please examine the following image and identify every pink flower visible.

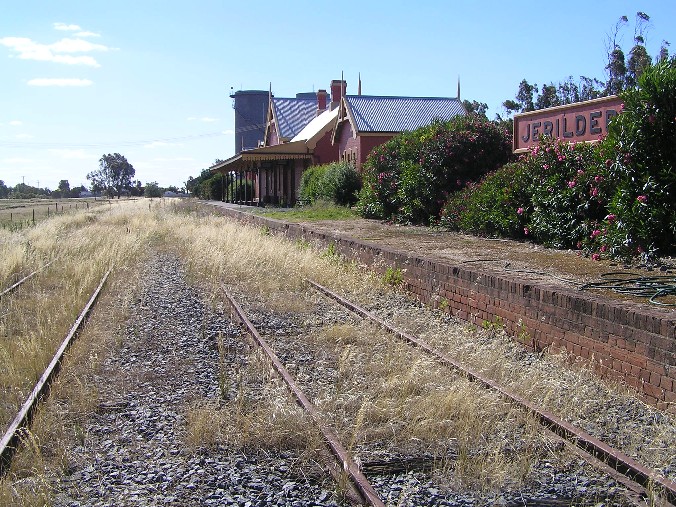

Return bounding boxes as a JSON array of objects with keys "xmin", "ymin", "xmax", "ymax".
[
  {"xmin": 637, "ymin": 195, "xmax": 648, "ymax": 203},
  {"xmin": 576, "ymin": 241, "xmax": 582, "ymax": 249},
  {"xmin": 606, "ymin": 213, "xmax": 616, "ymax": 222},
  {"xmin": 524, "ymin": 227, "xmax": 529, "ymax": 235},
  {"xmin": 591, "ymin": 229, "xmax": 601, "ymax": 238},
  {"xmin": 600, "ymin": 245, "xmax": 608, "ymax": 252},
  {"xmin": 592, "ymin": 253, "xmax": 601, "ymax": 261},
  {"xmin": 517, "ymin": 207, "xmax": 524, "ymax": 215},
  {"xmin": 595, "ymin": 175, "xmax": 604, "ymax": 183},
  {"xmin": 591, "ymin": 187, "xmax": 599, "ymax": 197},
  {"xmin": 568, "ymin": 181, "xmax": 576, "ymax": 188},
  {"xmin": 577, "ymin": 169, "xmax": 584, "ymax": 175},
  {"xmin": 543, "ymin": 164, "xmax": 550, "ymax": 170},
  {"xmin": 605, "ymin": 159, "xmax": 612, "ymax": 168}
]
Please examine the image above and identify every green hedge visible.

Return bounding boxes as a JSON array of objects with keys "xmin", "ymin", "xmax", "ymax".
[
  {"xmin": 356, "ymin": 116, "xmax": 513, "ymax": 224},
  {"xmin": 299, "ymin": 162, "xmax": 361, "ymax": 206}
]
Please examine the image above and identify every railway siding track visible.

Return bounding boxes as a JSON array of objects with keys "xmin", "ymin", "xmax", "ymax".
[
  {"xmin": 0, "ymin": 268, "xmax": 110, "ymax": 475},
  {"xmin": 224, "ymin": 281, "xmax": 667, "ymax": 505},
  {"xmin": 308, "ymin": 280, "xmax": 676, "ymax": 504}
]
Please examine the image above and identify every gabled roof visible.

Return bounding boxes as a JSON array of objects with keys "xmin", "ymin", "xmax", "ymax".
[
  {"xmin": 272, "ymin": 97, "xmax": 318, "ymax": 140},
  {"xmin": 291, "ymin": 107, "xmax": 339, "ymax": 148},
  {"xmin": 343, "ymin": 95, "xmax": 466, "ymax": 133}
]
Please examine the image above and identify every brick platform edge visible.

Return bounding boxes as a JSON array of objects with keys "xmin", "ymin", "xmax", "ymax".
[{"xmin": 208, "ymin": 204, "xmax": 676, "ymax": 412}]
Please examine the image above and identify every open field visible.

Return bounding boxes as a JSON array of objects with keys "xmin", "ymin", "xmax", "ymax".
[
  {"xmin": 0, "ymin": 199, "xmax": 674, "ymax": 505},
  {"xmin": 0, "ymin": 198, "xmax": 115, "ymax": 230}
]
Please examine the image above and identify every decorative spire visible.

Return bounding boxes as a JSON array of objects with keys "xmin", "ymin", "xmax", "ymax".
[
  {"xmin": 457, "ymin": 76, "xmax": 460, "ymax": 100},
  {"xmin": 358, "ymin": 72, "xmax": 362, "ymax": 96}
]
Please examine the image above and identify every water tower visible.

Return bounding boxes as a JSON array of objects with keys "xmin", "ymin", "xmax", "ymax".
[{"xmin": 230, "ymin": 89, "xmax": 269, "ymax": 154}]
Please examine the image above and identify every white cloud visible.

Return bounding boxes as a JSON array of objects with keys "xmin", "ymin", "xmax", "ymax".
[
  {"xmin": 48, "ymin": 148, "xmax": 95, "ymax": 159},
  {"xmin": 53, "ymin": 23, "xmax": 82, "ymax": 31},
  {"xmin": 15, "ymin": 133, "xmax": 33, "ymax": 139},
  {"xmin": 49, "ymin": 38, "xmax": 108, "ymax": 53},
  {"xmin": 188, "ymin": 116, "xmax": 219, "ymax": 122},
  {"xmin": 9, "ymin": 120, "xmax": 23, "ymax": 126},
  {"xmin": 0, "ymin": 36, "xmax": 110, "ymax": 67},
  {"xmin": 75, "ymin": 31, "xmax": 101, "ymax": 38},
  {"xmin": 28, "ymin": 78, "xmax": 93, "ymax": 87},
  {"xmin": 221, "ymin": 129, "xmax": 234, "ymax": 135}
]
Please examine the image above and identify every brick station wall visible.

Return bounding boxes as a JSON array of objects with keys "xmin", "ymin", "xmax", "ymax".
[{"xmin": 209, "ymin": 205, "xmax": 676, "ymax": 411}]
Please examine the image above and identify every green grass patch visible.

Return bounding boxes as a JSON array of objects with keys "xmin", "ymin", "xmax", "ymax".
[{"xmin": 259, "ymin": 201, "xmax": 358, "ymax": 222}]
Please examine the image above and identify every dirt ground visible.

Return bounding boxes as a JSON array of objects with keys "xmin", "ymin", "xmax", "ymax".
[{"xmin": 291, "ymin": 218, "xmax": 676, "ymax": 309}]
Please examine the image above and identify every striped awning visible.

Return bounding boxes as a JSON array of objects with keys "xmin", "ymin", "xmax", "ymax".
[{"xmin": 210, "ymin": 141, "xmax": 311, "ymax": 172}]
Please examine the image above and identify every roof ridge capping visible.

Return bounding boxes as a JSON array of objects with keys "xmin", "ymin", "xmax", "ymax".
[{"xmin": 346, "ymin": 95, "xmax": 461, "ymax": 100}]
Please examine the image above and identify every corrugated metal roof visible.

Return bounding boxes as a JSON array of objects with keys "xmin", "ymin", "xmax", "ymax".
[
  {"xmin": 345, "ymin": 95, "xmax": 466, "ymax": 133},
  {"xmin": 272, "ymin": 97, "xmax": 318, "ymax": 139}
]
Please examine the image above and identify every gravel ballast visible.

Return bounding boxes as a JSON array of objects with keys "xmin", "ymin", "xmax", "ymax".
[
  {"xmin": 51, "ymin": 253, "xmax": 339, "ymax": 507},
  {"xmin": 45, "ymin": 249, "xmax": 669, "ymax": 506}
]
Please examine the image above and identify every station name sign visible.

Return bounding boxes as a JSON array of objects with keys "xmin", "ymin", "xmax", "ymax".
[{"xmin": 513, "ymin": 95, "xmax": 623, "ymax": 153}]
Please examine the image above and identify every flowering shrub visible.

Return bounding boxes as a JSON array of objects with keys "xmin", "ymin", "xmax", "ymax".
[
  {"xmin": 441, "ymin": 61, "xmax": 676, "ymax": 261},
  {"xmin": 599, "ymin": 60, "xmax": 676, "ymax": 259},
  {"xmin": 439, "ymin": 163, "xmax": 531, "ymax": 237},
  {"xmin": 525, "ymin": 139, "xmax": 610, "ymax": 249},
  {"xmin": 356, "ymin": 116, "xmax": 513, "ymax": 223},
  {"xmin": 441, "ymin": 138, "xmax": 608, "ymax": 248}
]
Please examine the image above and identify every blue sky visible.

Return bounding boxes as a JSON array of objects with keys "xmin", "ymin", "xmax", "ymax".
[{"xmin": 1, "ymin": 0, "xmax": 674, "ymax": 191}]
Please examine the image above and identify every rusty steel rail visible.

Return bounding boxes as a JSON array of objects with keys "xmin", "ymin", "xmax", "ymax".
[
  {"xmin": 0, "ymin": 259, "xmax": 58, "ymax": 299},
  {"xmin": 0, "ymin": 269, "xmax": 111, "ymax": 476},
  {"xmin": 221, "ymin": 285, "xmax": 385, "ymax": 507},
  {"xmin": 309, "ymin": 280, "xmax": 676, "ymax": 505}
]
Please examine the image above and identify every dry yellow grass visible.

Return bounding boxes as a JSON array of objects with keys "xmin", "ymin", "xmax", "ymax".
[
  {"xmin": 0, "ymin": 200, "xmax": 155, "ymax": 505},
  {"xmin": 185, "ymin": 347, "xmax": 318, "ymax": 453}
]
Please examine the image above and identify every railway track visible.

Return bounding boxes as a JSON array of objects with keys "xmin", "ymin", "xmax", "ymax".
[
  {"xmin": 222, "ymin": 281, "xmax": 675, "ymax": 506},
  {"xmin": 4, "ymin": 251, "xmax": 673, "ymax": 505},
  {"xmin": 0, "ymin": 258, "xmax": 57, "ymax": 299},
  {"xmin": 308, "ymin": 280, "xmax": 676, "ymax": 505},
  {"xmin": 0, "ymin": 269, "xmax": 110, "ymax": 475}
]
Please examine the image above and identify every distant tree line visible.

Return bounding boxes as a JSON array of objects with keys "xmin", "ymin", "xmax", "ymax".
[
  {"xmin": 1, "ymin": 152, "xmax": 183, "ymax": 200},
  {"xmin": 0, "ymin": 180, "xmax": 88, "ymax": 199},
  {"xmin": 501, "ymin": 12, "xmax": 672, "ymax": 117}
]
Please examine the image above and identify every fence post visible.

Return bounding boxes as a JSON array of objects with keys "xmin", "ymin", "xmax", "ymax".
[{"xmin": 32, "ymin": 209, "xmax": 35, "ymax": 224}]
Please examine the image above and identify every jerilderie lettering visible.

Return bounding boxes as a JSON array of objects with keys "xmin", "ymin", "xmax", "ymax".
[{"xmin": 520, "ymin": 109, "xmax": 618, "ymax": 143}]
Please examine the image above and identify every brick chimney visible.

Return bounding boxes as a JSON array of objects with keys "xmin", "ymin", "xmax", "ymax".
[
  {"xmin": 317, "ymin": 89, "xmax": 327, "ymax": 112},
  {"xmin": 330, "ymin": 79, "xmax": 346, "ymax": 109}
]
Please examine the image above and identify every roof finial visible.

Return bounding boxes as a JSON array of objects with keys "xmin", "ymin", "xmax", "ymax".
[
  {"xmin": 358, "ymin": 72, "xmax": 362, "ymax": 96},
  {"xmin": 457, "ymin": 76, "xmax": 460, "ymax": 100}
]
